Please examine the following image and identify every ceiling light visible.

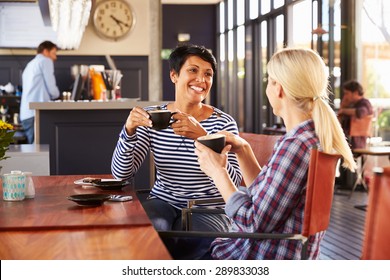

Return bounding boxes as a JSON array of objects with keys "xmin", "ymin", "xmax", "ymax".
[
  {"xmin": 48, "ymin": 0, "xmax": 92, "ymax": 50},
  {"xmin": 312, "ymin": 25, "xmax": 328, "ymax": 36}
]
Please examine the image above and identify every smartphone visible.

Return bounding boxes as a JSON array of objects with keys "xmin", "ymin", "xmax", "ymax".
[{"xmin": 109, "ymin": 195, "xmax": 133, "ymax": 202}]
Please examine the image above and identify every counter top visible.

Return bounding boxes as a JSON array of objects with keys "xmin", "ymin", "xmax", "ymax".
[
  {"xmin": 30, "ymin": 99, "xmax": 166, "ymax": 110},
  {"xmin": 7, "ymin": 144, "xmax": 49, "ymax": 154}
]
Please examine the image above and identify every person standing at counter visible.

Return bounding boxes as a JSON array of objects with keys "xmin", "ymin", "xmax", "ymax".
[
  {"xmin": 195, "ymin": 48, "xmax": 356, "ymax": 259},
  {"xmin": 111, "ymin": 44, "xmax": 242, "ymax": 259},
  {"xmin": 20, "ymin": 41, "xmax": 60, "ymax": 144}
]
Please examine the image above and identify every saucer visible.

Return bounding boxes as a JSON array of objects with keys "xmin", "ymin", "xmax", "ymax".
[
  {"xmin": 67, "ymin": 194, "xmax": 111, "ymax": 206},
  {"xmin": 91, "ymin": 180, "xmax": 130, "ymax": 191}
]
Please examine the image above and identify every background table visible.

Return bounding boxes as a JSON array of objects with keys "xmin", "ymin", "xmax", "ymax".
[{"xmin": 351, "ymin": 147, "xmax": 390, "ymax": 196}]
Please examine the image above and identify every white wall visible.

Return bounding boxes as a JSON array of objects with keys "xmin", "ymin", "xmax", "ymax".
[{"xmin": 0, "ymin": 0, "xmax": 150, "ymax": 56}]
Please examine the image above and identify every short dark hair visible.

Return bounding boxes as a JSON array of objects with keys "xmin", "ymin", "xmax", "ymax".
[
  {"xmin": 342, "ymin": 80, "xmax": 364, "ymax": 96},
  {"xmin": 37, "ymin": 41, "xmax": 58, "ymax": 54},
  {"xmin": 168, "ymin": 44, "xmax": 217, "ymax": 74}
]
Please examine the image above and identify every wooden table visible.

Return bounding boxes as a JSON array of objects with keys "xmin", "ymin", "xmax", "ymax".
[
  {"xmin": 351, "ymin": 147, "xmax": 390, "ymax": 197},
  {"xmin": 0, "ymin": 226, "xmax": 169, "ymax": 260},
  {"xmin": 0, "ymin": 175, "xmax": 171, "ymax": 260}
]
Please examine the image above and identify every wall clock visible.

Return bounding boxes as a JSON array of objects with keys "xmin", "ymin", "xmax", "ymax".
[{"xmin": 93, "ymin": 0, "xmax": 135, "ymax": 41}]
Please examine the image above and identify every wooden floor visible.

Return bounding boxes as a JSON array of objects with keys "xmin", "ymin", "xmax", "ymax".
[{"xmin": 320, "ymin": 188, "xmax": 368, "ymax": 260}]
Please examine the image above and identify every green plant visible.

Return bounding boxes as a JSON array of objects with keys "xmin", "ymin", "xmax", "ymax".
[
  {"xmin": 378, "ymin": 110, "xmax": 390, "ymax": 129},
  {"xmin": 0, "ymin": 120, "xmax": 15, "ymax": 162}
]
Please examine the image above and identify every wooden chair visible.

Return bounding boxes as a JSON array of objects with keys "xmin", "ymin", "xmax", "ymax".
[
  {"xmin": 361, "ymin": 166, "xmax": 390, "ymax": 260},
  {"xmin": 349, "ymin": 114, "xmax": 374, "ymax": 196},
  {"xmin": 239, "ymin": 132, "xmax": 281, "ymax": 186},
  {"xmin": 239, "ymin": 132, "xmax": 281, "ymax": 167},
  {"xmin": 181, "ymin": 133, "xmax": 281, "ymax": 229},
  {"xmin": 349, "ymin": 114, "xmax": 373, "ymax": 138},
  {"xmin": 160, "ymin": 149, "xmax": 341, "ymax": 259}
]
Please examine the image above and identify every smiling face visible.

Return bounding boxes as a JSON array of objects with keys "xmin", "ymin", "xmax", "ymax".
[{"xmin": 171, "ymin": 55, "xmax": 214, "ymax": 105}]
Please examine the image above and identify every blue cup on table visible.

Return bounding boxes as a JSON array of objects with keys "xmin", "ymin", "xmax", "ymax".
[{"xmin": 2, "ymin": 171, "xmax": 26, "ymax": 201}]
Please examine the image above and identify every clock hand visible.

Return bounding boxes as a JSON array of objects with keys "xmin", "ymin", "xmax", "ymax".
[
  {"xmin": 118, "ymin": 21, "xmax": 131, "ymax": 28},
  {"xmin": 110, "ymin": 15, "xmax": 124, "ymax": 31},
  {"xmin": 110, "ymin": 14, "xmax": 130, "ymax": 28}
]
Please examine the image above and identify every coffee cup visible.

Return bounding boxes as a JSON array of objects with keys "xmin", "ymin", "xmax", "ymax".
[
  {"xmin": 148, "ymin": 110, "xmax": 176, "ymax": 130},
  {"xmin": 197, "ymin": 133, "xmax": 226, "ymax": 153},
  {"xmin": 2, "ymin": 171, "xmax": 26, "ymax": 201}
]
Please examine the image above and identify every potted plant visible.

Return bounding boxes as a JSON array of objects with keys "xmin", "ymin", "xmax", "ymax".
[
  {"xmin": 0, "ymin": 120, "xmax": 15, "ymax": 167},
  {"xmin": 377, "ymin": 109, "xmax": 390, "ymax": 141}
]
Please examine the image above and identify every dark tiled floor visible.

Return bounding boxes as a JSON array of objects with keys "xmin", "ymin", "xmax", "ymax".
[{"xmin": 320, "ymin": 188, "xmax": 368, "ymax": 260}]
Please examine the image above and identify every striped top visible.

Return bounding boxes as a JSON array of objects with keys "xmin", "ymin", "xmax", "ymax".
[{"xmin": 111, "ymin": 104, "xmax": 242, "ymax": 209}]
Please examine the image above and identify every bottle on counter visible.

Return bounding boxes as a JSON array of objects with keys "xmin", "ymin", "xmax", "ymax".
[{"xmin": 23, "ymin": 171, "xmax": 35, "ymax": 199}]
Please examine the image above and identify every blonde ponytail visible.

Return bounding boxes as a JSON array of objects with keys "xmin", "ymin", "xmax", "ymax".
[{"xmin": 312, "ymin": 97, "xmax": 356, "ymax": 171}]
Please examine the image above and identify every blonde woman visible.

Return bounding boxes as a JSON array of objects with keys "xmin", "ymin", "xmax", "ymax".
[{"xmin": 195, "ymin": 47, "xmax": 356, "ymax": 259}]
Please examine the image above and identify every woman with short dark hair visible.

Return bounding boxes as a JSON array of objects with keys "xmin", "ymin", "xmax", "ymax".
[{"xmin": 111, "ymin": 44, "xmax": 242, "ymax": 259}]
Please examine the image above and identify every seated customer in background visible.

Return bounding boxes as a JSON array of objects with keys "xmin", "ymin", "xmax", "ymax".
[
  {"xmin": 338, "ymin": 80, "xmax": 373, "ymax": 149},
  {"xmin": 195, "ymin": 47, "xmax": 356, "ymax": 259},
  {"xmin": 111, "ymin": 44, "xmax": 242, "ymax": 259}
]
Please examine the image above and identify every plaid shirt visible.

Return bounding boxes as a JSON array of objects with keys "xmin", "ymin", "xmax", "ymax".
[{"xmin": 211, "ymin": 119, "xmax": 324, "ymax": 259}]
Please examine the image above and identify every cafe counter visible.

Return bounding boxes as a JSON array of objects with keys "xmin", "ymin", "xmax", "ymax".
[{"xmin": 30, "ymin": 100, "xmax": 162, "ymax": 188}]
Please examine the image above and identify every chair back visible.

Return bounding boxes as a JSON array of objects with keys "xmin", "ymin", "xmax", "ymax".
[
  {"xmin": 361, "ymin": 166, "xmax": 390, "ymax": 260},
  {"xmin": 302, "ymin": 149, "xmax": 341, "ymax": 237},
  {"xmin": 239, "ymin": 132, "xmax": 281, "ymax": 167},
  {"xmin": 350, "ymin": 114, "xmax": 373, "ymax": 137}
]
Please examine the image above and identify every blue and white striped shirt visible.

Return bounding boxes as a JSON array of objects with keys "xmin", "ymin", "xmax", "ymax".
[{"xmin": 111, "ymin": 104, "xmax": 242, "ymax": 209}]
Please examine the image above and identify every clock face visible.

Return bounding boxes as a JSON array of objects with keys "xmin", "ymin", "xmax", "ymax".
[{"xmin": 93, "ymin": 0, "xmax": 135, "ymax": 40}]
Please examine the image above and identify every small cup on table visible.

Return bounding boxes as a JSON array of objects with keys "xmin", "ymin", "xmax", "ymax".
[{"xmin": 2, "ymin": 171, "xmax": 26, "ymax": 201}]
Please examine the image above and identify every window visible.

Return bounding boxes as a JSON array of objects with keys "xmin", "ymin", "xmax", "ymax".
[
  {"xmin": 359, "ymin": 0, "xmax": 390, "ymax": 139},
  {"xmin": 216, "ymin": 0, "xmax": 390, "ymax": 137}
]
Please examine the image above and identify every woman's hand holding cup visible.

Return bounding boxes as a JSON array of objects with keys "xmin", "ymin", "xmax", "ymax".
[
  {"xmin": 171, "ymin": 110, "xmax": 207, "ymax": 139},
  {"xmin": 125, "ymin": 106, "xmax": 152, "ymax": 135},
  {"xmin": 195, "ymin": 134, "xmax": 231, "ymax": 178},
  {"xmin": 210, "ymin": 131, "xmax": 247, "ymax": 154}
]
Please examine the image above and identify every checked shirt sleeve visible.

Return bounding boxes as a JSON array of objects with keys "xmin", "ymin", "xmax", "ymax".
[{"xmin": 225, "ymin": 137, "xmax": 312, "ymax": 234}]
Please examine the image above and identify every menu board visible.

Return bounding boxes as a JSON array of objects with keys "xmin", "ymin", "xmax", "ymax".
[{"xmin": 0, "ymin": 3, "xmax": 57, "ymax": 49}]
